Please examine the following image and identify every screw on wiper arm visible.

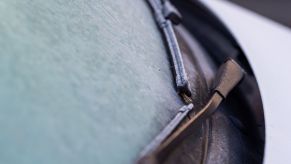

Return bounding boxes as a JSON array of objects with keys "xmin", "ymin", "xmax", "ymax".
[
  {"xmin": 147, "ymin": 0, "xmax": 191, "ymax": 96},
  {"xmin": 137, "ymin": 59, "xmax": 245, "ymax": 164}
]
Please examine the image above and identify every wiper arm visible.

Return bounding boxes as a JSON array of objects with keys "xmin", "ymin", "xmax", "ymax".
[{"xmin": 138, "ymin": 59, "xmax": 245, "ymax": 164}]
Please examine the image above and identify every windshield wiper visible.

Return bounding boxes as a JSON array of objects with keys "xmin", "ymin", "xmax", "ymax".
[{"xmin": 140, "ymin": 0, "xmax": 246, "ymax": 163}]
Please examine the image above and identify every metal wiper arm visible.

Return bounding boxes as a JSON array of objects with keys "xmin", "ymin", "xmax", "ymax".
[
  {"xmin": 138, "ymin": 59, "xmax": 245, "ymax": 164},
  {"xmin": 147, "ymin": 0, "xmax": 191, "ymax": 96}
]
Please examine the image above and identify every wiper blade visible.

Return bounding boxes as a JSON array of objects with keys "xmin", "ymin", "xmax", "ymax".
[{"xmin": 147, "ymin": 0, "xmax": 191, "ymax": 96}]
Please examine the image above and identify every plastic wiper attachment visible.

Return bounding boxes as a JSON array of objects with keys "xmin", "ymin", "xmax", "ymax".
[{"xmin": 137, "ymin": 59, "xmax": 245, "ymax": 164}]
